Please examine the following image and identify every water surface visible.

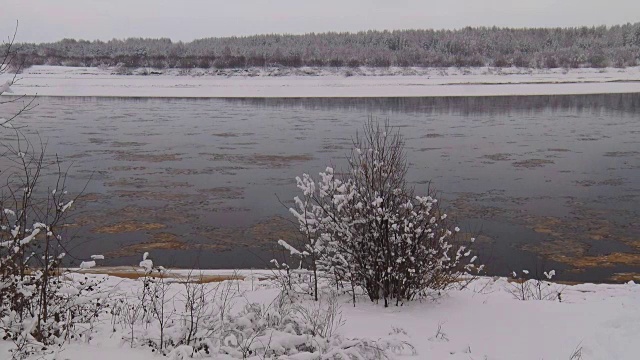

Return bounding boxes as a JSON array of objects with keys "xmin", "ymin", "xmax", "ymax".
[{"xmin": 3, "ymin": 94, "xmax": 639, "ymax": 282}]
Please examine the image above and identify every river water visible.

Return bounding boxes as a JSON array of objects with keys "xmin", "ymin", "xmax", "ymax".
[{"xmin": 3, "ymin": 94, "xmax": 639, "ymax": 282}]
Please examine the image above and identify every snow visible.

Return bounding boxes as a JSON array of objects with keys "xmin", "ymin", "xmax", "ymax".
[
  {"xmin": 139, "ymin": 259, "xmax": 153, "ymax": 272},
  {"xmin": 79, "ymin": 260, "xmax": 97, "ymax": 269},
  {"xmin": 59, "ymin": 199, "xmax": 74, "ymax": 213},
  {"xmin": 0, "ymin": 271, "xmax": 637, "ymax": 359},
  {"xmin": 0, "ymin": 80, "xmax": 12, "ymax": 95},
  {"xmin": 0, "ymin": 228, "xmax": 41, "ymax": 248},
  {"xmin": 338, "ymin": 278, "xmax": 640, "ymax": 360},
  {"xmin": 2, "ymin": 65, "xmax": 640, "ymax": 98},
  {"xmin": 278, "ymin": 239, "xmax": 302, "ymax": 256},
  {"xmin": 139, "ymin": 251, "xmax": 154, "ymax": 272}
]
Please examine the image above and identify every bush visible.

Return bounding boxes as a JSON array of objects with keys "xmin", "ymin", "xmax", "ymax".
[
  {"xmin": 507, "ymin": 262, "xmax": 565, "ymax": 301},
  {"xmin": 0, "ymin": 27, "xmax": 106, "ymax": 359},
  {"xmin": 589, "ymin": 52, "xmax": 609, "ymax": 68},
  {"xmin": 282, "ymin": 119, "xmax": 480, "ymax": 307},
  {"xmin": 494, "ymin": 55, "xmax": 510, "ymax": 67},
  {"xmin": 110, "ymin": 259, "xmax": 414, "ymax": 359}
]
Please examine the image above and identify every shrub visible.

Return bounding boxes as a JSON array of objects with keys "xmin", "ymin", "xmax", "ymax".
[
  {"xmin": 588, "ymin": 52, "xmax": 609, "ymax": 68},
  {"xmin": 111, "ymin": 259, "xmax": 413, "ymax": 359},
  {"xmin": 507, "ymin": 265, "xmax": 564, "ymax": 301},
  {"xmin": 0, "ymin": 26, "xmax": 105, "ymax": 359},
  {"xmin": 282, "ymin": 119, "xmax": 480, "ymax": 307}
]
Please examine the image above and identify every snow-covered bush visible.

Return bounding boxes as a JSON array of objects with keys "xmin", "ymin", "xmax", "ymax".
[
  {"xmin": 0, "ymin": 26, "xmax": 109, "ymax": 359},
  {"xmin": 110, "ymin": 257, "xmax": 413, "ymax": 359},
  {"xmin": 0, "ymin": 272, "xmax": 110, "ymax": 359},
  {"xmin": 281, "ymin": 119, "xmax": 481, "ymax": 307},
  {"xmin": 507, "ymin": 268, "xmax": 565, "ymax": 301},
  {"xmin": 110, "ymin": 256, "xmax": 237, "ymax": 355},
  {"xmin": 213, "ymin": 290, "xmax": 414, "ymax": 359}
]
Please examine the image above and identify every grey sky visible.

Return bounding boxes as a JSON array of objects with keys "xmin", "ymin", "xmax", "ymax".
[{"xmin": 2, "ymin": 0, "xmax": 639, "ymax": 43}]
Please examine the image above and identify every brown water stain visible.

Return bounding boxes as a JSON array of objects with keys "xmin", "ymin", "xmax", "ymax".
[
  {"xmin": 111, "ymin": 141, "xmax": 147, "ymax": 147},
  {"xmin": 450, "ymin": 191, "xmax": 640, "ymax": 272},
  {"xmin": 422, "ymin": 133, "xmax": 444, "ymax": 138},
  {"xmin": 107, "ymin": 178, "xmax": 192, "ymax": 189},
  {"xmin": 249, "ymin": 216, "xmax": 297, "ymax": 246},
  {"xmin": 114, "ymin": 190, "xmax": 191, "ymax": 202},
  {"xmin": 609, "ymin": 272, "xmax": 640, "ymax": 282},
  {"xmin": 512, "ymin": 159, "xmax": 554, "ymax": 168},
  {"xmin": 89, "ymin": 137, "xmax": 108, "ymax": 144},
  {"xmin": 552, "ymin": 253, "xmax": 640, "ymax": 268},
  {"xmin": 106, "ymin": 178, "xmax": 150, "ymax": 188},
  {"xmin": 114, "ymin": 151, "xmax": 182, "ymax": 162},
  {"xmin": 198, "ymin": 187, "xmax": 244, "ymax": 200},
  {"xmin": 208, "ymin": 206, "xmax": 251, "ymax": 213},
  {"xmin": 247, "ymin": 154, "xmax": 313, "ymax": 167},
  {"xmin": 212, "ymin": 132, "xmax": 253, "ymax": 138},
  {"xmin": 547, "ymin": 148, "xmax": 571, "ymax": 152},
  {"xmin": 234, "ymin": 142, "xmax": 259, "ymax": 146},
  {"xmin": 450, "ymin": 195, "xmax": 507, "ymax": 219},
  {"xmin": 67, "ymin": 153, "xmax": 93, "ymax": 159},
  {"xmin": 109, "ymin": 166, "xmax": 147, "ymax": 171},
  {"xmin": 197, "ymin": 216, "xmax": 298, "ymax": 249},
  {"xmin": 202, "ymin": 153, "xmax": 313, "ymax": 168},
  {"xmin": 574, "ymin": 178, "xmax": 625, "ymax": 187},
  {"xmin": 115, "ymin": 206, "xmax": 194, "ymax": 224},
  {"xmin": 458, "ymin": 232, "xmax": 494, "ymax": 244},
  {"xmin": 197, "ymin": 227, "xmax": 243, "ymax": 248},
  {"xmin": 106, "ymin": 232, "xmax": 188, "ymax": 257},
  {"xmin": 519, "ymin": 207, "xmax": 640, "ymax": 269},
  {"xmin": 77, "ymin": 193, "xmax": 104, "ymax": 202},
  {"xmin": 483, "ymin": 153, "xmax": 512, "ymax": 161},
  {"xmin": 603, "ymin": 151, "xmax": 639, "ymax": 157},
  {"xmin": 165, "ymin": 168, "xmax": 219, "ymax": 176},
  {"xmin": 94, "ymin": 221, "xmax": 166, "ymax": 234}
]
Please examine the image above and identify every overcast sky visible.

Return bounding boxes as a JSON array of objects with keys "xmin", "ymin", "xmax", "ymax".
[{"xmin": 2, "ymin": 0, "xmax": 639, "ymax": 43}]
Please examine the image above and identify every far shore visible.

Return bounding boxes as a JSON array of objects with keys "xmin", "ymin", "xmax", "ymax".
[{"xmin": 3, "ymin": 65, "xmax": 640, "ymax": 98}]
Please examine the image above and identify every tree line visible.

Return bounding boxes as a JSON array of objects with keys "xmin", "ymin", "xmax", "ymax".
[{"xmin": 5, "ymin": 23, "xmax": 640, "ymax": 70}]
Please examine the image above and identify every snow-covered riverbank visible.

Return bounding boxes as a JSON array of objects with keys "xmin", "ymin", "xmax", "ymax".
[
  {"xmin": 0, "ymin": 271, "xmax": 640, "ymax": 360},
  {"xmin": 3, "ymin": 65, "xmax": 640, "ymax": 98},
  {"xmin": 1, "ymin": 271, "xmax": 637, "ymax": 359}
]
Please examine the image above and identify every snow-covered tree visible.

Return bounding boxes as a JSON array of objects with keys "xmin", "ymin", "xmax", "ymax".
[
  {"xmin": 282, "ymin": 119, "xmax": 480, "ymax": 307},
  {"xmin": 5, "ymin": 23, "xmax": 640, "ymax": 70}
]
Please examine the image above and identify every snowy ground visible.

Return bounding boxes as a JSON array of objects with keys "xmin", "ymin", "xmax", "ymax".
[
  {"xmin": 3, "ymin": 65, "xmax": 640, "ymax": 97},
  {"xmin": 1, "ymin": 270, "xmax": 637, "ymax": 360}
]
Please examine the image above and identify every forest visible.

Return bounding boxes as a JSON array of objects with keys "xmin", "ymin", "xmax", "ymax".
[{"xmin": 4, "ymin": 23, "xmax": 640, "ymax": 70}]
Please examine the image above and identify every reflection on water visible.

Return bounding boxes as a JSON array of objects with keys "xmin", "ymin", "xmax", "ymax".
[
  {"xmin": 224, "ymin": 94, "xmax": 640, "ymax": 116},
  {"xmin": 2, "ymin": 94, "xmax": 639, "ymax": 282}
]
